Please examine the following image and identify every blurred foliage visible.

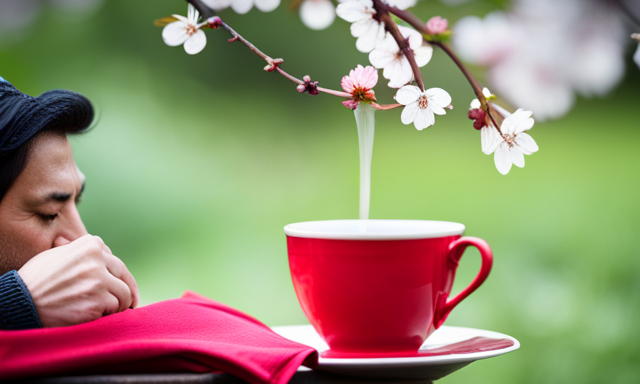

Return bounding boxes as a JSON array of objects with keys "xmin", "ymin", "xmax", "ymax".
[{"xmin": 1, "ymin": 0, "xmax": 640, "ymax": 383}]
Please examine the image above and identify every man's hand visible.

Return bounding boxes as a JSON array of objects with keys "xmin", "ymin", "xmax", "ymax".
[{"xmin": 17, "ymin": 235, "xmax": 139, "ymax": 327}]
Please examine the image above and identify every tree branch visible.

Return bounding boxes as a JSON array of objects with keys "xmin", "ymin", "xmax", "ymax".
[
  {"xmin": 389, "ymin": 6, "xmax": 503, "ymax": 134},
  {"xmin": 372, "ymin": 0, "xmax": 425, "ymax": 91}
]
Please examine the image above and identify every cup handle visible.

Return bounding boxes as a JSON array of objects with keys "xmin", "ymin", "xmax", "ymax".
[{"xmin": 433, "ymin": 237, "xmax": 493, "ymax": 329}]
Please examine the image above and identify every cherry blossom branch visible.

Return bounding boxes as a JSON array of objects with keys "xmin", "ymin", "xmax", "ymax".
[
  {"xmin": 389, "ymin": 6, "xmax": 504, "ymax": 134},
  {"xmin": 197, "ymin": 11, "xmax": 351, "ymax": 98},
  {"xmin": 372, "ymin": 0, "xmax": 425, "ymax": 92}
]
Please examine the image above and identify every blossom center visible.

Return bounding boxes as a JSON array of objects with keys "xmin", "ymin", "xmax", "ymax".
[
  {"xmin": 186, "ymin": 24, "xmax": 198, "ymax": 36},
  {"xmin": 418, "ymin": 95, "xmax": 429, "ymax": 110},
  {"xmin": 352, "ymin": 86, "xmax": 375, "ymax": 103},
  {"xmin": 504, "ymin": 133, "xmax": 516, "ymax": 147}
]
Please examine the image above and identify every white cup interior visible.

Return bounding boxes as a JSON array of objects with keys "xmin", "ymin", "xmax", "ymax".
[{"xmin": 284, "ymin": 219, "xmax": 465, "ymax": 240}]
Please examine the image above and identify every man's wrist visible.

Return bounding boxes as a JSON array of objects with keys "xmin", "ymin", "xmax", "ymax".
[{"xmin": 0, "ymin": 270, "xmax": 42, "ymax": 330}]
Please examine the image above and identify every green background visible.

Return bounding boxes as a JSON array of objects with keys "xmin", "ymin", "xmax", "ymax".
[{"xmin": 1, "ymin": 0, "xmax": 639, "ymax": 383}]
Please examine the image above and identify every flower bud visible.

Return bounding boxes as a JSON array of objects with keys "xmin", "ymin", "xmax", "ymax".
[
  {"xmin": 208, "ymin": 16, "xmax": 222, "ymax": 29},
  {"xmin": 426, "ymin": 16, "xmax": 448, "ymax": 35},
  {"xmin": 468, "ymin": 108, "xmax": 486, "ymax": 130}
]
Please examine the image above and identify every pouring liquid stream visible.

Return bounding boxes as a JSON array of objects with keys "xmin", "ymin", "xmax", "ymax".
[{"xmin": 354, "ymin": 103, "xmax": 375, "ymax": 227}]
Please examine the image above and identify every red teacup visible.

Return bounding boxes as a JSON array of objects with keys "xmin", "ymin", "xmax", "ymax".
[{"xmin": 285, "ymin": 220, "xmax": 492, "ymax": 355}]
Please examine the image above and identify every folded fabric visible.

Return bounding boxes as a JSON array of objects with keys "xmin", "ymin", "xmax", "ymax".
[{"xmin": 0, "ymin": 291, "xmax": 318, "ymax": 384}]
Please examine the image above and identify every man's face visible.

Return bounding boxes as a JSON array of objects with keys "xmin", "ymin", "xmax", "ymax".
[{"xmin": 0, "ymin": 133, "xmax": 88, "ymax": 274}]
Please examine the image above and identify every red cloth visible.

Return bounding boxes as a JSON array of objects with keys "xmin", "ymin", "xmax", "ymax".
[{"xmin": 0, "ymin": 291, "xmax": 318, "ymax": 384}]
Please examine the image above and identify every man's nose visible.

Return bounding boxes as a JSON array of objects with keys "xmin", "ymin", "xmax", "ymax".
[{"xmin": 52, "ymin": 204, "xmax": 89, "ymax": 247}]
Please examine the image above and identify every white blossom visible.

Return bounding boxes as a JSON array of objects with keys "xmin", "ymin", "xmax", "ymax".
[
  {"xmin": 395, "ymin": 85, "xmax": 451, "ymax": 130},
  {"xmin": 162, "ymin": 4, "xmax": 207, "ymax": 55},
  {"xmin": 493, "ymin": 109, "xmax": 538, "ymax": 175},
  {"xmin": 300, "ymin": 0, "xmax": 336, "ymax": 30},
  {"xmin": 453, "ymin": 0, "xmax": 626, "ymax": 121},
  {"xmin": 202, "ymin": 0, "xmax": 280, "ymax": 14},
  {"xmin": 336, "ymin": 0, "xmax": 386, "ymax": 53},
  {"xmin": 369, "ymin": 26, "xmax": 433, "ymax": 88}
]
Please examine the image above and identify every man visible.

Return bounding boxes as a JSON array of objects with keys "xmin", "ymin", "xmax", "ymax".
[{"xmin": 0, "ymin": 77, "xmax": 139, "ymax": 329}]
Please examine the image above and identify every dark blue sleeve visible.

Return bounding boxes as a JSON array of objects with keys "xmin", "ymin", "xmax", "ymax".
[{"xmin": 0, "ymin": 270, "xmax": 42, "ymax": 330}]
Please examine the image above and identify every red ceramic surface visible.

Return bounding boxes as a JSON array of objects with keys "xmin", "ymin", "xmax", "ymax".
[{"xmin": 286, "ymin": 225, "xmax": 492, "ymax": 355}]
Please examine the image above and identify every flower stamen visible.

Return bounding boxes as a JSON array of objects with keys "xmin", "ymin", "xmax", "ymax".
[
  {"xmin": 418, "ymin": 95, "xmax": 428, "ymax": 110},
  {"xmin": 186, "ymin": 24, "xmax": 198, "ymax": 36}
]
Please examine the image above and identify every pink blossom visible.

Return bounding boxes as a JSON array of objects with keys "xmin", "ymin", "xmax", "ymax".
[
  {"xmin": 341, "ymin": 65, "xmax": 378, "ymax": 110},
  {"xmin": 426, "ymin": 16, "xmax": 448, "ymax": 35}
]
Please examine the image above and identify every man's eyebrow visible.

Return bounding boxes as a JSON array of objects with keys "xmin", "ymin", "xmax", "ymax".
[
  {"xmin": 47, "ymin": 192, "xmax": 72, "ymax": 203},
  {"xmin": 37, "ymin": 182, "xmax": 86, "ymax": 205}
]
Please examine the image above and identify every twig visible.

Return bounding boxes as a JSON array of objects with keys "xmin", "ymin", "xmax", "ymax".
[
  {"xmin": 372, "ymin": 0, "xmax": 425, "ymax": 92},
  {"xmin": 389, "ymin": 6, "xmax": 503, "ymax": 135},
  {"xmin": 202, "ymin": 17, "xmax": 350, "ymax": 98}
]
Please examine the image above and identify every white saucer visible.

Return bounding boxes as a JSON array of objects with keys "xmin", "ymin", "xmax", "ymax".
[{"xmin": 272, "ymin": 325, "xmax": 520, "ymax": 380}]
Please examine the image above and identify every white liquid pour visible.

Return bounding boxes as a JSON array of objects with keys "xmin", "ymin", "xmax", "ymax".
[{"xmin": 354, "ymin": 103, "xmax": 375, "ymax": 221}]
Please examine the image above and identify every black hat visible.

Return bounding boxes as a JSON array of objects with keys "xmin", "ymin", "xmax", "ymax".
[{"xmin": 0, "ymin": 76, "xmax": 94, "ymax": 156}]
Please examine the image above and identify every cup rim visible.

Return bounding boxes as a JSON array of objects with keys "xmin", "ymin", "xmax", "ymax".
[{"xmin": 284, "ymin": 219, "xmax": 466, "ymax": 240}]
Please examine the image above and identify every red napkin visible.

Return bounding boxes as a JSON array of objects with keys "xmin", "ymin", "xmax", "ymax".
[{"xmin": 0, "ymin": 291, "xmax": 318, "ymax": 384}]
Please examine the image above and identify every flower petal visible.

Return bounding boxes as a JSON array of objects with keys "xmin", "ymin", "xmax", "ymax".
[
  {"xmin": 360, "ymin": 65, "xmax": 378, "ymax": 89},
  {"xmin": 470, "ymin": 98, "xmax": 481, "ymax": 109},
  {"xmin": 386, "ymin": 0, "xmax": 416, "ymax": 10},
  {"xmin": 400, "ymin": 102, "xmax": 418, "ymax": 125},
  {"xmin": 386, "ymin": 57, "xmax": 413, "ymax": 88},
  {"xmin": 504, "ymin": 108, "xmax": 533, "ymax": 133},
  {"xmin": 172, "ymin": 14, "xmax": 190, "ymax": 24},
  {"xmin": 429, "ymin": 103, "xmax": 446, "ymax": 116},
  {"xmin": 300, "ymin": 0, "xmax": 335, "ymax": 30},
  {"xmin": 354, "ymin": 21, "xmax": 385, "ymax": 53},
  {"xmin": 395, "ymin": 85, "xmax": 421, "ymax": 105},
  {"xmin": 336, "ymin": 0, "xmax": 368, "ymax": 23},
  {"xmin": 350, "ymin": 18, "xmax": 371, "ymax": 38},
  {"xmin": 162, "ymin": 21, "xmax": 189, "ymax": 47},
  {"xmin": 426, "ymin": 88, "xmax": 452, "ymax": 108},
  {"xmin": 202, "ymin": 0, "xmax": 232, "ymax": 11},
  {"xmin": 512, "ymin": 148, "xmax": 525, "ymax": 168},
  {"xmin": 369, "ymin": 48, "xmax": 396, "ymax": 69},
  {"xmin": 184, "ymin": 29, "xmax": 207, "ymax": 55},
  {"xmin": 494, "ymin": 144, "xmax": 512, "ymax": 175},
  {"xmin": 515, "ymin": 132, "xmax": 539, "ymax": 155},
  {"xmin": 514, "ymin": 116, "xmax": 534, "ymax": 134},
  {"xmin": 343, "ymin": 100, "xmax": 359, "ymax": 110},
  {"xmin": 413, "ymin": 45, "xmax": 433, "ymax": 67},
  {"xmin": 187, "ymin": 4, "xmax": 200, "ymax": 24},
  {"xmin": 256, "ymin": 0, "xmax": 280, "ymax": 12},
  {"xmin": 481, "ymin": 126, "xmax": 500, "ymax": 155},
  {"xmin": 231, "ymin": 0, "xmax": 253, "ymax": 14},
  {"xmin": 414, "ymin": 107, "xmax": 435, "ymax": 130},
  {"xmin": 341, "ymin": 76, "xmax": 355, "ymax": 94}
]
